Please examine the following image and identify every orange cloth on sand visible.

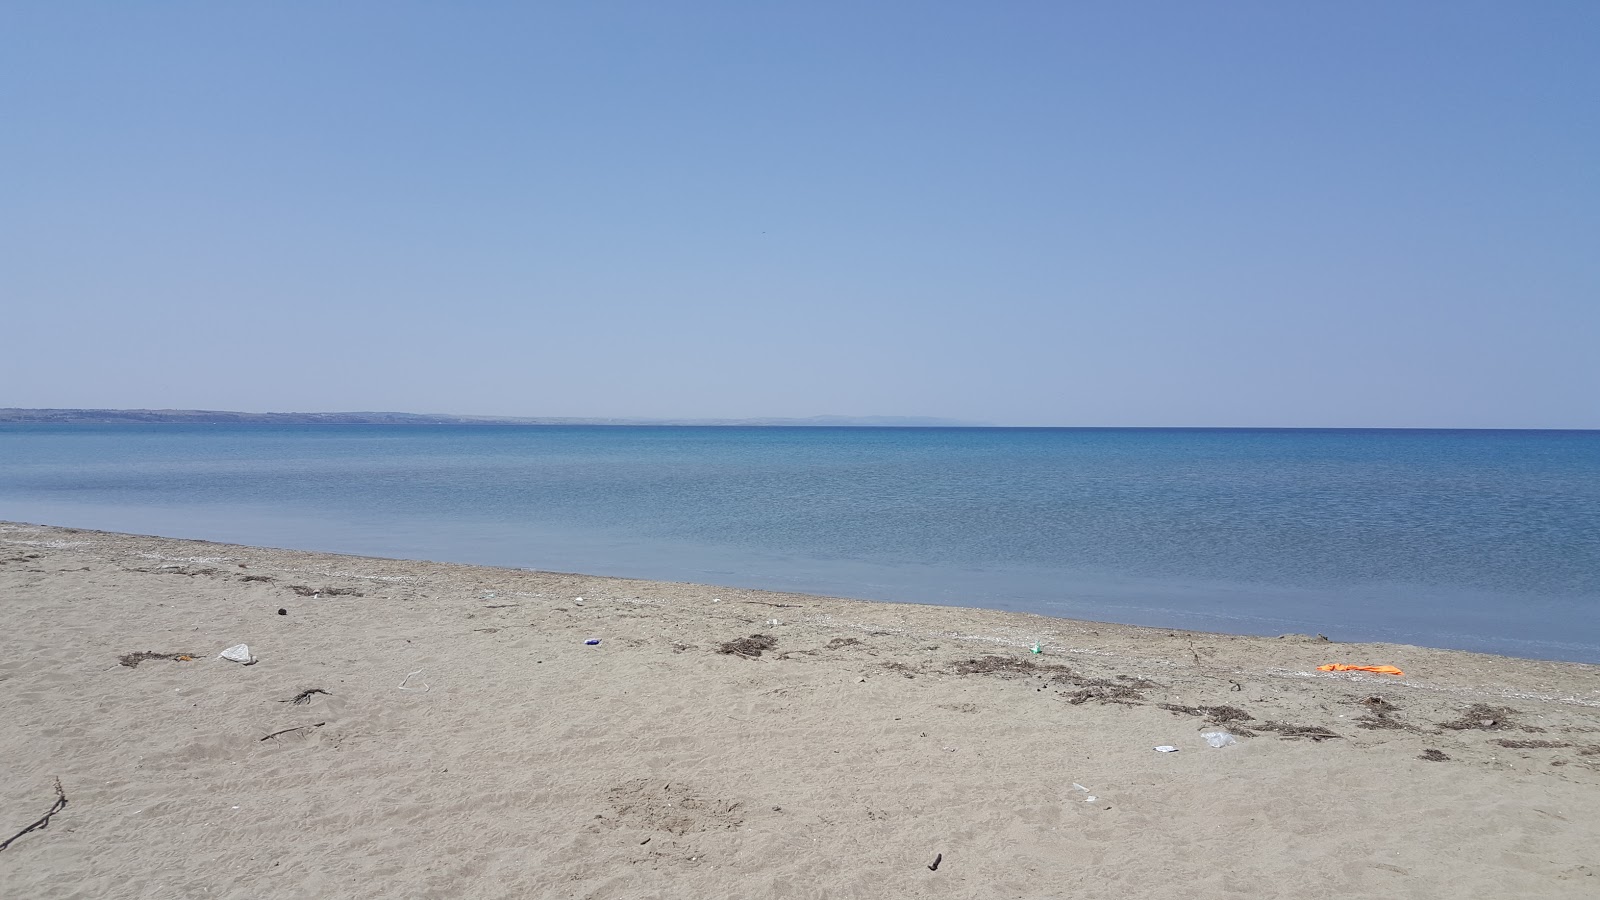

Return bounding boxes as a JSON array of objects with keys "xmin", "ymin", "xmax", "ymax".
[{"xmin": 1317, "ymin": 664, "xmax": 1404, "ymax": 676}]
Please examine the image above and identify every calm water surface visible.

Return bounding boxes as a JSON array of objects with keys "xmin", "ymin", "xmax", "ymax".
[{"xmin": 2, "ymin": 425, "xmax": 1597, "ymax": 662}]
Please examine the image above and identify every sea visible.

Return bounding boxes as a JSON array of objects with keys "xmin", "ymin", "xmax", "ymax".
[{"xmin": 2, "ymin": 425, "xmax": 1597, "ymax": 663}]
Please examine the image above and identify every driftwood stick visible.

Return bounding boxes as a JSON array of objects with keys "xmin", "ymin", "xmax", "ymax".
[
  {"xmin": 259, "ymin": 722, "xmax": 326, "ymax": 742},
  {"xmin": 0, "ymin": 778, "xmax": 68, "ymax": 852}
]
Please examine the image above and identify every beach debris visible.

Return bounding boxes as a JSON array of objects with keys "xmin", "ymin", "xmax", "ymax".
[
  {"xmin": 711, "ymin": 598, "xmax": 721, "ymax": 603},
  {"xmin": 767, "ymin": 618, "xmax": 782, "ymax": 626},
  {"xmin": 1353, "ymin": 695, "xmax": 1411, "ymax": 730},
  {"xmin": 278, "ymin": 688, "xmax": 330, "ymax": 705},
  {"xmin": 0, "ymin": 778, "xmax": 68, "ymax": 853},
  {"xmin": 1064, "ymin": 682, "xmax": 1146, "ymax": 705},
  {"xmin": 1202, "ymin": 731, "xmax": 1238, "ymax": 748},
  {"xmin": 398, "ymin": 669, "xmax": 430, "ymax": 692},
  {"xmin": 574, "ymin": 597, "xmax": 584, "ymax": 606},
  {"xmin": 1031, "ymin": 641, "xmax": 1042, "ymax": 654},
  {"xmin": 1254, "ymin": 721, "xmax": 1342, "ymax": 741},
  {"xmin": 289, "ymin": 585, "xmax": 361, "ymax": 598},
  {"xmin": 1158, "ymin": 703, "xmax": 1254, "ymax": 726},
  {"xmin": 584, "ymin": 638, "xmax": 601, "ymax": 645},
  {"xmin": 718, "ymin": 634, "xmax": 777, "ymax": 658},
  {"xmin": 1070, "ymin": 783, "xmax": 1098, "ymax": 802},
  {"xmin": 1154, "ymin": 745, "xmax": 1180, "ymax": 753},
  {"xmin": 277, "ymin": 608, "xmax": 287, "ymax": 616},
  {"xmin": 1440, "ymin": 703, "xmax": 1520, "ymax": 731},
  {"xmin": 219, "ymin": 644, "xmax": 257, "ymax": 665},
  {"xmin": 951, "ymin": 655, "xmax": 1071, "ymax": 678},
  {"xmin": 927, "ymin": 853, "xmax": 942, "ymax": 871},
  {"xmin": 1317, "ymin": 664, "xmax": 1404, "ymax": 676},
  {"xmin": 117, "ymin": 650, "xmax": 196, "ymax": 668},
  {"xmin": 1419, "ymin": 749, "xmax": 1450, "ymax": 762},
  {"xmin": 259, "ymin": 722, "xmax": 325, "ymax": 742}
]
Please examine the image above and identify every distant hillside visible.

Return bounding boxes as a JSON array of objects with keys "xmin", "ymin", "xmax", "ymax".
[{"xmin": 0, "ymin": 408, "xmax": 986, "ymax": 427}]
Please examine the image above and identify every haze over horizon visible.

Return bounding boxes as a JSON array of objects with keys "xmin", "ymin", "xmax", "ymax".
[{"xmin": 5, "ymin": 3, "xmax": 1596, "ymax": 429}]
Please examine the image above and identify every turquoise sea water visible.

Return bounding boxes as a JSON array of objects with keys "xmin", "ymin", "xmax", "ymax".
[{"xmin": 2, "ymin": 425, "xmax": 1597, "ymax": 662}]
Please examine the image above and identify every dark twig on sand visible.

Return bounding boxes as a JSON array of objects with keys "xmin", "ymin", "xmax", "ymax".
[
  {"xmin": 277, "ymin": 688, "xmax": 331, "ymax": 705},
  {"xmin": 259, "ymin": 722, "xmax": 326, "ymax": 741},
  {"xmin": 927, "ymin": 853, "xmax": 942, "ymax": 871},
  {"xmin": 0, "ymin": 778, "xmax": 68, "ymax": 852}
]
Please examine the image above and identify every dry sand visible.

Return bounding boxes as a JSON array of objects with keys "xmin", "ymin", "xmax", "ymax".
[{"xmin": 1, "ymin": 521, "xmax": 1597, "ymax": 899}]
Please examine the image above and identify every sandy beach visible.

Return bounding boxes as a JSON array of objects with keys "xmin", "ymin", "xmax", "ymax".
[{"xmin": 1, "ymin": 520, "xmax": 1596, "ymax": 899}]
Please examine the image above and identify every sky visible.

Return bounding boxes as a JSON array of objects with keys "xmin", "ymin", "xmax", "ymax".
[{"xmin": 3, "ymin": 2, "xmax": 1596, "ymax": 427}]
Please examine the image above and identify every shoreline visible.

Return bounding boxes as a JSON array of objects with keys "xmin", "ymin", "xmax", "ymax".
[
  {"xmin": 4, "ymin": 519, "xmax": 1599, "ymax": 691},
  {"xmin": 4, "ymin": 517, "xmax": 1595, "ymax": 668},
  {"xmin": 3, "ymin": 520, "xmax": 1598, "ymax": 897}
]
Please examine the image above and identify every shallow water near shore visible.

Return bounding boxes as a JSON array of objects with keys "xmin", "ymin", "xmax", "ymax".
[{"xmin": 2, "ymin": 424, "xmax": 1597, "ymax": 661}]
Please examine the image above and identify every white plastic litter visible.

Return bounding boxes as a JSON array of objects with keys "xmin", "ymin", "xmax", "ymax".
[
  {"xmin": 1154, "ymin": 745, "xmax": 1180, "ymax": 753},
  {"xmin": 767, "ymin": 618, "xmax": 782, "ymax": 626},
  {"xmin": 1202, "ymin": 731, "xmax": 1238, "ymax": 748},
  {"xmin": 219, "ymin": 644, "xmax": 256, "ymax": 665},
  {"xmin": 398, "ymin": 669, "xmax": 430, "ymax": 692}
]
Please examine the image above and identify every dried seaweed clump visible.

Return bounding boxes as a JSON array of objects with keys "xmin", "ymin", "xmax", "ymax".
[
  {"xmin": 880, "ymin": 661, "xmax": 923, "ymax": 679},
  {"xmin": 1158, "ymin": 703, "xmax": 1254, "ymax": 724},
  {"xmin": 718, "ymin": 634, "xmax": 778, "ymax": 658},
  {"xmin": 1439, "ymin": 704, "xmax": 1520, "ymax": 732},
  {"xmin": 1064, "ymin": 683, "xmax": 1146, "ymax": 706},
  {"xmin": 1254, "ymin": 721, "xmax": 1342, "ymax": 741},
  {"xmin": 950, "ymin": 655, "xmax": 1073, "ymax": 679},
  {"xmin": 118, "ymin": 651, "xmax": 195, "ymax": 668}
]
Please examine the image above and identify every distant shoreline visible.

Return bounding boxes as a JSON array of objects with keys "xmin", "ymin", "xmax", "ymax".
[
  {"xmin": 1, "ymin": 409, "xmax": 1593, "ymax": 430},
  {"xmin": 0, "ymin": 408, "xmax": 983, "ymax": 427}
]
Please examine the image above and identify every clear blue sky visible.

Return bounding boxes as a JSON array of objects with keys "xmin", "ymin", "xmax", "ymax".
[{"xmin": 4, "ymin": 2, "xmax": 1596, "ymax": 427}]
